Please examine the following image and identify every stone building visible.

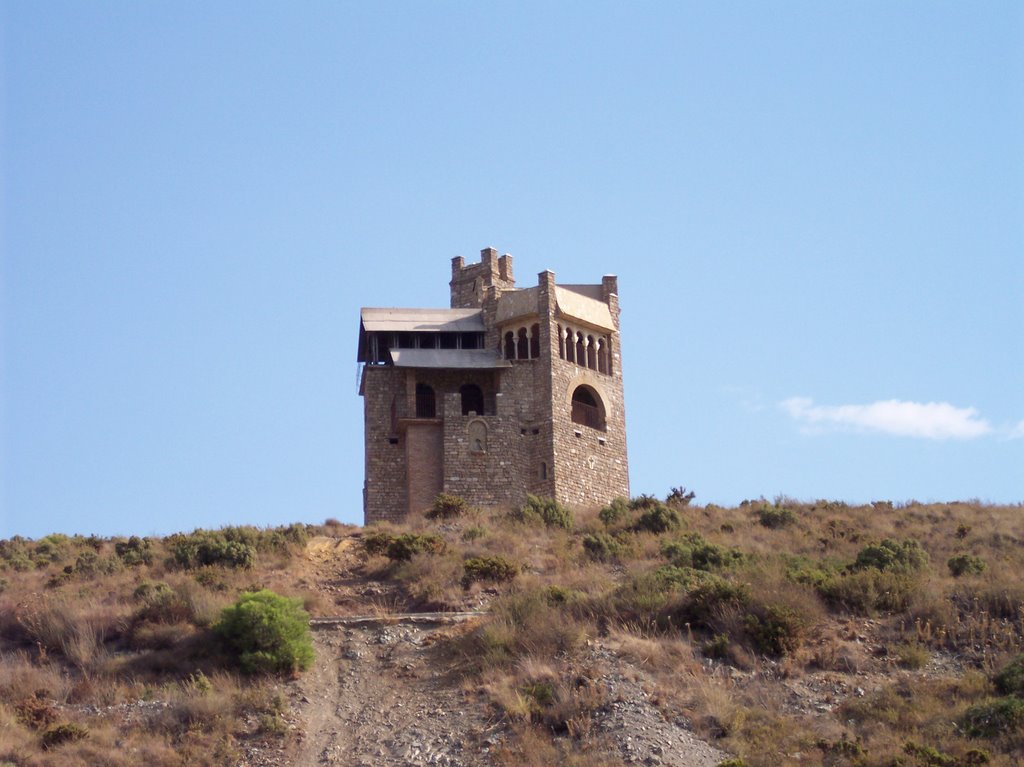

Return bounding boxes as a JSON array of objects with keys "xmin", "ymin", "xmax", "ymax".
[{"xmin": 357, "ymin": 247, "xmax": 629, "ymax": 524}]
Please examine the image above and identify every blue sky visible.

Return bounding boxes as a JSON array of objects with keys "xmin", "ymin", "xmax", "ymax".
[{"xmin": 2, "ymin": 2, "xmax": 1022, "ymax": 538}]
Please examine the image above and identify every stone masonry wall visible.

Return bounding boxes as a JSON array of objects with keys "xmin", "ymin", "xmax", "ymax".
[
  {"xmin": 362, "ymin": 366, "xmax": 408, "ymax": 523},
  {"xmin": 362, "ymin": 252, "xmax": 629, "ymax": 525}
]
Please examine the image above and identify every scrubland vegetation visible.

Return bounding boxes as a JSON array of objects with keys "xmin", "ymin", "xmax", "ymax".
[
  {"xmin": 363, "ymin": 493, "xmax": 1024, "ymax": 766},
  {"xmin": 2, "ymin": 493, "xmax": 1023, "ymax": 766},
  {"xmin": 0, "ymin": 524, "xmax": 322, "ymax": 766}
]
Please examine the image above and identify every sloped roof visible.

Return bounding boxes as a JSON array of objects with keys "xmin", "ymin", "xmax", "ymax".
[
  {"xmin": 360, "ymin": 307, "xmax": 485, "ymax": 333},
  {"xmin": 495, "ymin": 287, "xmax": 539, "ymax": 324},
  {"xmin": 389, "ymin": 349, "xmax": 511, "ymax": 369},
  {"xmin": 554, "ymin": 286, "xmax": 615, "ymax": 331}
]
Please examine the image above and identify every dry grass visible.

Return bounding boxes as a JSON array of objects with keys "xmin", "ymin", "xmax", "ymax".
[{"xmin": 0, "ymin": 524, "xmax": 317, "ymax": 766}]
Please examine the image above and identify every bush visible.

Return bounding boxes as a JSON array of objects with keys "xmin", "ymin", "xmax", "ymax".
[
  {"xmin": 634, "ymin": 503, "xmax": 681, "ymax": 534},
  {"xmin": 851, "ymin": 538, "xmax": 929, "ymax": 573},
  {"xmin": 463, "ymin": 556, "xmax": 519, "ymax": 587},
  {"xmin": 666, "ymin": 486, "xmax": 696, "ymax": 506},
  {"xmin": 679, "ymin": 576, "xmax": 750, "ymax": 627},
  {"xmin": 818, "ymin": 569, "xmax": 917, "ymax": 615},
  {"xmin": 170, "ymin": 531, "xmax": 256, "ymax": 569},
  {"xmin": 598, "ymin": 497, "xmax": 630, "ymax": 527},
  {"xmin": 994, "ymin": 654, "xmax": 1024, "ymax": 697},
  {"xmin": 513, "ymin": 495, "xmax": 573, "ymax": 530},
  {"xmin": 702, "ymin": 633, "xmax": 730, "ymax": 660},
  {"xmin": 114, "ymin": 536, "xmax": 153, "ymax": 566},
  {"xmin": 41, "ymin": 722, "xmax": 89, "ymax": 750},
  {"xmin": 661, "ymin": 534, "xmax": 744, "ymax": 571},
  {"xmin": 361, "ymin": 530, "xmax": 393, "ymax": 556},
  {"xmin": 386, "ymin": 533, "xmax": 446, "ymax": 561},
  {"xmin": 948, "ymin": 554, "xmax": 986, "ymax": 577},
  {"xmin": 756, "ymin": 505, "xmax": 796, "ymax": 529},
  {"xmin": 743, "ymin": 605, "xmax": 806, "ymax": 657},
  {"xmin": 215, "ymin": 589, "xmax": 315, "ymax": 675},
  {"xmin": 582, "ymin": 532, "xmax": 623, "ymax": 562},
  {"xmin": 960, "ymin": 696, "xmax": 1024, "ymax": 739},
  {"xmin": 427, "ymin": 493, "xmax": 469, "ymax": 520}
]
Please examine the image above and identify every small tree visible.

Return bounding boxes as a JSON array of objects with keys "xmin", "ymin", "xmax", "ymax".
[{"xmin": 215, "ymin": 590, "xmax": 314, "ymax": 675}]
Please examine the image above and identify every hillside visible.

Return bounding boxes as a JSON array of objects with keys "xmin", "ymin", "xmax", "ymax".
[{"xmin": 1, "ymin": 495, "xmax": 1023, "ymax": 766}]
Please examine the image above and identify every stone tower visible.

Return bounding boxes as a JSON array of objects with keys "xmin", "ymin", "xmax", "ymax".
[{"xmin": 357, "ymin": 247, "xmax": 628, "ymax": 524}]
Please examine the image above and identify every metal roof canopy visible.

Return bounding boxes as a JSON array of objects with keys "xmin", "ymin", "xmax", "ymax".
[
  {"xmin": 360, "ymin": 307, "xmax": 485, "ymax": 333},
  {"xmin": 389, "ymin": 349, "xmax": 511, "ymax": 369}
]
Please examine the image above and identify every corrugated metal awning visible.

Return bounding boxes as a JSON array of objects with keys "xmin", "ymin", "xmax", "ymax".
[
  {"xmin": 389, "ymin": 349, "xmax": 512, "ymax": 369},
  {"xmin": 360, "ymin": 307, "xmax": 484, "ymax": 332}
]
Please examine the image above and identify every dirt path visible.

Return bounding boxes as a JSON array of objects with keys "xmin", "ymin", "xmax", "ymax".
[
  {"xmin": 285, "ymin": 536, "xmax": 731, "ymax": 767},
  {"xmin": 292, "ymin": 620, "xmax": 499, "ymax": 767}
]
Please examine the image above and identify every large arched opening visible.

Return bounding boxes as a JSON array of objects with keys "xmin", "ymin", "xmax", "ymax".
[{"xmin": 570, "ymin": 384, "xmax": 606, "ymax": 431}]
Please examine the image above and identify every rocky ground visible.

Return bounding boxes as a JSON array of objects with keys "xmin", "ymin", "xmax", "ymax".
[{"xmin": 239, "ymin": 537, "xmax": 732, "ymax": 767}]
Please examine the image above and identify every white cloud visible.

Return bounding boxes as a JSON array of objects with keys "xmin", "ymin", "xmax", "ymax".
[
  {"xmin": 780, "ymin": 397, "xmax": 993, "ymax": 440},
  {"xmin": 1008, "ymin": 419, "xmax": 1024, "ymax": 440}
]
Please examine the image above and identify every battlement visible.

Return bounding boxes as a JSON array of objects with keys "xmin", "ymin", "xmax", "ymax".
[{"xmin": 450, "ymin": 247, "xmax": 515, "ymax": 308}]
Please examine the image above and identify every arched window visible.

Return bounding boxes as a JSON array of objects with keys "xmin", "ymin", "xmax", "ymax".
[
  {"xmin": 415, "ymin": 383, "xmax": 436, "ymax": 418},
  {"xmin": 606, "ymin": 336, "xmax": 614, "ymax": 375},
  {"xmin": 564, "ymin": 327, "xmax": 575, "ymax": 364},
  {"xmin": 504, "ymin": 331, "xmax": 516, "ymax": 360},
  {"xmin": 597, "ymin": 338, "xmax": 608, "ymax": 374},
  {"xmin": 557, "ymin": 325, "xmax": 564, "ymax": 359},
  {"xmin": 517, "ymin": 327, "xmax": 529, "ymax": 360},
  {"xmin": 571, "ymin": 385, "xmax": 605, "ymax": 431},
  {"xmin": 586, "ymin": 335, "xmax": 597, "ymax": 370},
  {"xmin": 460, "ymin": 384, "xmax": 484, "ymax": 416},
  {"xmin": 575, "ymin": 332, "xmax": 585, "ymax": 367},
  {"xmin": 468, "ymin": 420, "xmax": 487, "ymax": 453},
  {"xmin": 530, "ymin": 323, "xmax": 540, "ymax": 358}
]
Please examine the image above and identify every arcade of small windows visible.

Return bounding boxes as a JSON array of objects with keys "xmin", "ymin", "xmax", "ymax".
[
  {"xmin": 503, "ymin": 323, "xmax": 541, "ymax": 360},
  {"xmin": 363, "ymin": 331, "xmax": 486, "ymax": 365},
  {"xmin": 557, "ymin": 324, "xmax": 612, "ymax": 375}
]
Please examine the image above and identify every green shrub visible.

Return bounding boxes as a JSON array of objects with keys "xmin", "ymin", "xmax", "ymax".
[
  {"xmin": 114, "ymin": 536, "xmax": 153, "ymax": 566},
  {"xmin": 903, "ymin": 740, "xmax": 956, "ymax": 766},
  {"xmin": 679, "ymin": 576, "xmax": 749, "ymax": 627},
  {"xmin": 818, "ymin": 569, "xmax": 917, "ymax": 614},
  {"xmin": 716, "ymin": 759, "xmax": 747, "ymax": 767},
  {"xmin": 385, "ymin": 533, "xmax": 445, "ymax": 561},
  {"xmin": 948, "ymin": 553, "xmax": 986, "ymax": 577},
  {"xmin": 702, "ymin": 633, "xmax": 730, "ymax": 659},
  {"xmin": 170, "ymin": 531, "xmax": 256, "ymax": 569},
  {"xmin": 743, "ymin": 605, "xmax": 806, "ymax": 657},
  {"xmin": 512, "ymin": 495, "xmax": 573, "ymax": 530},
  {"xmin": 132, "ymin": 581, "xmax": 192, "ymax": 623},
  {"xmin": 41, "ymin": 722, "xmax": 89, "ymax": 750},
  {"xmin": 582, "ymin": 532, "xmax": 623, "ymax": 562},
  {"xmin": 661, "ymin": 534, "xmax": 743, "ymax": 571},
  {"xmin": 462, "ymin": 556, "xmax": 518, "ymax": 587},
  {"xmin": 851, "ymin": 538, "xmax": 929, "ymax": 573},
  {"xmin": 960, "ymin": 696, "xmax": 1024, "ymax": 739},
  {"xmin": 215, "ymin": 589, "xmax": 315, "ymax": 675},
  {"xmin": 361, "ymin": 530, "xmax": 393, "ymax": 556},
  {"xmin": 666, "ymin": 486, "xmax": 696, "ymax": 506},
  {"xmin": 427, "ymin": 493, "xmax": 469, "ymax": 519},
  {"xmin": 634, "ymin": 503, "xmax": 681, "ymax": 534},
  {"xmin": 756, "ymin": 505, "xmax": 796, "ymax": 529},
  {"xmin": 994, "ymin": 654, "xmax": 1024, "ymax": 697},
  {"xmin": 816, "ymin": 737, "xmax": 865, "ymax": 760},
  {"xmin": 598, "ymin": 497, "xmax": 630, "ymax": 527}
]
